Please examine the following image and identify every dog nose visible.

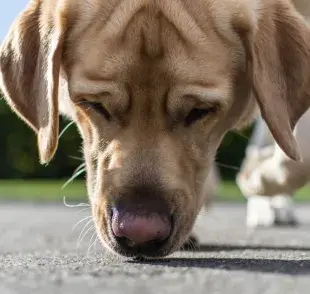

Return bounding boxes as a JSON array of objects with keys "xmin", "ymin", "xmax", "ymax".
[{"xmin": 112, "ymin": 208, "xmax": 171, "ymax": 246}]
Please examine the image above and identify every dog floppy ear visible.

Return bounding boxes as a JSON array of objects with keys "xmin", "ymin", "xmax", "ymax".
[
  {"xmin": 0, "ymin": 0, "xmax": 67, "ymax": 164},
  {"xmin": 234, "ymin": 0, "xmax": 310, "ymax": 161}
]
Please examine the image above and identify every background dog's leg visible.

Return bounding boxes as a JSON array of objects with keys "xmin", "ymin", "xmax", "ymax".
[
  {"xmin": 246, "ymin": 194, "xmax": 297, "ymax": 228},
  {"xmin": 239, "ymin": 117, "xmax": 299, "ymax": 228}
]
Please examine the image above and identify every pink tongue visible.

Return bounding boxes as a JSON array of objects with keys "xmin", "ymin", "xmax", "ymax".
[{"xmin": 112, "ymin": 212, "xmax": 171, "ymax": 245}]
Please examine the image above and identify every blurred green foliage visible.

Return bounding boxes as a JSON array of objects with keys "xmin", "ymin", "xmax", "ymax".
[
  {"xmin": 0, "ymin": 98, "xmax": 253, "ymax": 180},
  {"xmin": 0, "ymin": 99, "xmax": 82, "ymax": 179}
]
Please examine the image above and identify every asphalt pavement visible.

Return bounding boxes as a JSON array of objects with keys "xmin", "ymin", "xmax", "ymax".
[{"xmin": 1, "ymin": 201, "xmax": 310, "ymax": 294}]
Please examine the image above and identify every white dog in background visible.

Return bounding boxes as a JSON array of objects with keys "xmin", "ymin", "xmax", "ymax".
[
  {"xmin": 237, "ymin": 109, "xmax": 310, "ymax": 228},
  {"xmin": 236, "ymin": 0, "xmax": 310, "ymax": 229}
]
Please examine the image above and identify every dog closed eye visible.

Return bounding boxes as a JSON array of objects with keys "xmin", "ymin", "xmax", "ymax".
[
  {"xmin": 184, "ymin": 107, "xmax": 217, "ymax": 127},
  {"xmin": 79, "ymin": 99, "xmax": 112, "ymax": 121}
]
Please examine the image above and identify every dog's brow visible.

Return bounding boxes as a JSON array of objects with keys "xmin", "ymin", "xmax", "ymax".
[
  {"xmin": 174, "ymin": 84, "xmax": 229, "ymax": 103},
  {"xmin": 71, "ymin": 78, "xmax": 124, "ymax": 97}
]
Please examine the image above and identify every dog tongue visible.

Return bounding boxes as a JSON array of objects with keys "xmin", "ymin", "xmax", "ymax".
[{"xmin": 112, "ymin": 210, "xmax": 171, "ymax": 245}]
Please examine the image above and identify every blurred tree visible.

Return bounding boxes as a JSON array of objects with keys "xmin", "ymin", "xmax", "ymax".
[
  {"xmin": 0, "ymin": 99, "xmax": 83, "ymax": 179},
  {"xmin": 216, "ymin": 127, "xmax": 253, "ymax": 180},
  {"xmin": 0, "ymin": 97, "xmax": 253, "ymax": 180}
]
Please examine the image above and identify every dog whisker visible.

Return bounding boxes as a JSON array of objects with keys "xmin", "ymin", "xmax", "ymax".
[
  {"xmin": 87, "ymin": 232, "xmax": 99, "ymax": 256},
  {"xmin": 90, "ymin": 237, "xmax": 100, "ymax": 253},
  {"xmin": 69, "ymin": 155, "xmax": 84, "ymax": 161},
  {"xmin": 77, "ymin": 207, "xmax": 91, "ymax": 214},
  {"xmin": 77, "ymin": 224, "xmax": 95, "ymax": 249},
  {"xmin": 63, "ymin": 196, "xmax": 90, "ymax": 208},
  {"xmin": 62, "ymin": 165, "xmax": 86, "ymax": 189},
  {"xmin": 76, "ymin": 219, "xmax": 94, "ymax": 248},
  {"xmin": 215, "ymin": 162, "xmax": 240, "ymax": 171},
  {"xmin": 58, "ymin": 121, "xmax": 75, "ymax": 140},
  {"xmin": 231, "ymin": 130, "xmax": 250, "ymax": 141},
  {"xmin": 72, "ymin": 163, "xmax": 87, "ymax": 175},
  {"xmin": 72, "ymin": 215, "xmax": 93, "ymax": 232}
]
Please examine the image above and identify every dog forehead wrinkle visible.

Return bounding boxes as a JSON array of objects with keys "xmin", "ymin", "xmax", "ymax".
[
  {"xmin": 140, "ymin": 10, "xmax": 164, "ymax": 58},
  {"xmin": 102, "ymin": 0, "xmax": 152, "ymax": 39},
  {"xmin": 156, "ymin": 0, "xmax": 208, "ymax": 44},
  {"xmin": 100, "ymin": 0, "xmax": 207, "ymax": 45}
]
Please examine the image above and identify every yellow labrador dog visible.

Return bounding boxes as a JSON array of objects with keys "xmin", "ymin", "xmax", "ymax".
[{"xmin": 1, "ymin": 0, "xmax": 310, "ymax": 259}]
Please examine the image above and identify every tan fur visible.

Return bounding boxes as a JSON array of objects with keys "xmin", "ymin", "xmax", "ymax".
[{"xmin": 1, "ymin": 0, "xmax": 310, "ymax": 257}]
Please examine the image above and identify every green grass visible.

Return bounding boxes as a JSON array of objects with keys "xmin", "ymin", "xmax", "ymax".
[
  {"xmin": 219, "ymin": 181, "xmax": 310, "ymax": 202},
  {"xmin": 0, "ymin": 180, "xmax": 88, "ymax": 202},
  {"xmin": 0, "ymin": 179, "xmax": 309, "ymax": 202}
]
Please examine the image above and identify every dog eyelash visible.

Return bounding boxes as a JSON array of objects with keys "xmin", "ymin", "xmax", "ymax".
[
  {"xmin": 184, "ymin": 107, "xmax": 216, "ymax": 127},
  {"xmin": 80, "ymin": 99, "xmax": 111, "ymax": 121}
]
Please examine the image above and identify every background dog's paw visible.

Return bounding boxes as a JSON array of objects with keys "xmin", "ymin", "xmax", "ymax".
[
  {"xmin": 246, "ymin": 195, "xmax": 298, "ymax": 228},
  {"xmin": 181, "ymin": 235, "xmax": 200, "ymax": 251},
  {"xmin": 271, "ymin": 195, "xmax": 298, "ymax": 226}
]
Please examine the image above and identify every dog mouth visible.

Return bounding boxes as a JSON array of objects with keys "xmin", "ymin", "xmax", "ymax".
[{"xmin": 106, "ymin": 208, "xmax": 176, "ymax": 259}]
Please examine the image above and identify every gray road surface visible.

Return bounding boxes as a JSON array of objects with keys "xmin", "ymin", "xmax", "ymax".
[{"xmin": 1, "ymin": 202, "xmax": 310, "ymax": 294}]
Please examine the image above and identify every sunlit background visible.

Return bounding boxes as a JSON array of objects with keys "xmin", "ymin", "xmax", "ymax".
[
  {"xmin": 0, "ymin": 1, "xmax": 28, "ymax": 41},
  {"xmin": 0, "ymin": 1, "xmax": 309, "ymax": 202}
]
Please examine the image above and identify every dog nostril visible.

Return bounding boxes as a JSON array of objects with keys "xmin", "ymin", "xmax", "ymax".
[{"xmin": 111, "ymin": 208, "xmax": 172, "ymax": 246}]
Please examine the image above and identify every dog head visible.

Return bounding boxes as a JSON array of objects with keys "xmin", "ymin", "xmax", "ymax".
[{"xmin": 1, "ymin": 0, "xmax": 310, "ymax": 258}]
